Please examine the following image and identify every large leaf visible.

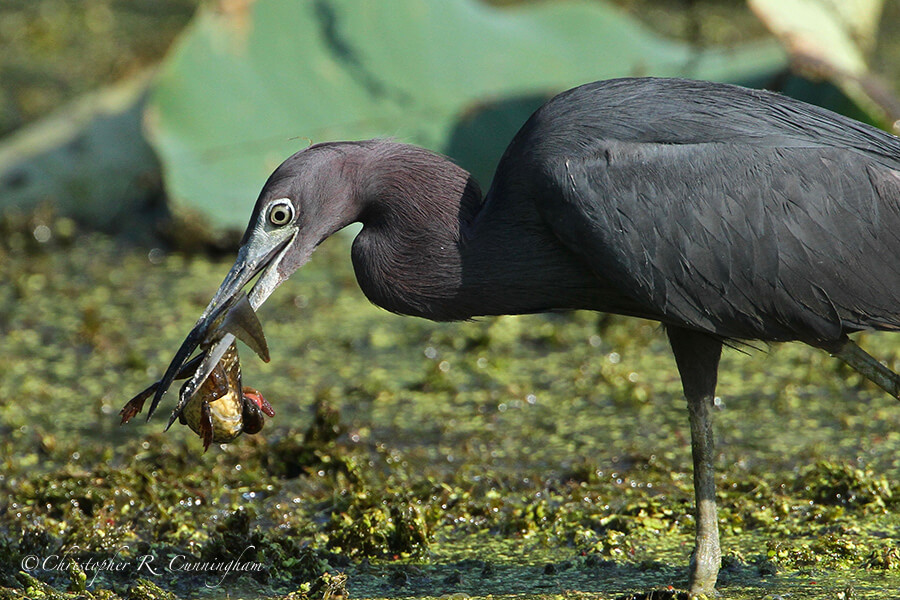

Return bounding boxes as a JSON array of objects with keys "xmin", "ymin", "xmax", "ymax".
[
  {"xmin": 748, "ymin": 0, "xmax": 899, "ymax": 131},
  {"xmin": 146, "ymin": 0, "xmax": 787, "ymax": 230},
  {"xmin": 0, "ymin": 73, "xmax": 159, "ymax": 230}
]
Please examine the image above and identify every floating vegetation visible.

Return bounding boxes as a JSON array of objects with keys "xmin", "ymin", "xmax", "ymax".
[{"xmin": 3, "ymin": 232, "xmax": 900, "ymax": 599}]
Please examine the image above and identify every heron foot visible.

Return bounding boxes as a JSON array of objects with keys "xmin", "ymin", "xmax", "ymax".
[{"xmin": 688, "ymin": 514, "xmax": 721, "ymax": 596}]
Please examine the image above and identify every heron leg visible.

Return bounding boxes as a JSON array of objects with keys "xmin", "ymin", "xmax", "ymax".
[
  {"xmin": 832, "ymin": 337, "xmax": 900, "ymax": 398},
  {"xmin": 667, "ymin": 326, "xmax": 723, "ymax": 596}
]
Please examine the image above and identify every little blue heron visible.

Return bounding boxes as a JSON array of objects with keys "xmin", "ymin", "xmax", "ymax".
[{"xmin": 146, "ymin": 78, "xmax": 900, "ymax": 594}]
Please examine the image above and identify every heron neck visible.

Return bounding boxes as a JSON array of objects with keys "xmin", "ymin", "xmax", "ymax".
[
  {"xmin": 350, "ymin": 143, "xmax": 483, "ymax": 320},
  {"xmin": 349, "ymin": 143, "xmax": 609, "ymax": 320}
]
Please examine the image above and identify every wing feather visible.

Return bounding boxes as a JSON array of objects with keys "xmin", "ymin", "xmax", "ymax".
[{"xmin": 538, "ymin": 140, "xmax": 900, "ymax": 344}]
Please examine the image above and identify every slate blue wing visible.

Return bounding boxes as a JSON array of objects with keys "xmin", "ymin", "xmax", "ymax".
[{"xmin": 537, "ymin": 138, "xmax": 900, "ymax": 344}]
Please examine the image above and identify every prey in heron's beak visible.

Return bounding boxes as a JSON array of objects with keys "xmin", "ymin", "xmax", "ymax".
[
  {"xmin": 119, "ymin": 292, "xmax": 267, "ymax": 421},
  {"xmin": 122, "ymin": 217, "xmax": 299, "ymax": 432}
]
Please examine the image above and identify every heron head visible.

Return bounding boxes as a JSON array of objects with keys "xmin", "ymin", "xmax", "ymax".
[{"xmin": 147, "ymin": 142, "xmax": 366, "ymax": 418}]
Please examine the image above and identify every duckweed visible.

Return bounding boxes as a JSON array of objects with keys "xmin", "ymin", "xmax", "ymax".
[{"xmin": 3, "ymin": 226, "xmax": 900, "ymax": 599}]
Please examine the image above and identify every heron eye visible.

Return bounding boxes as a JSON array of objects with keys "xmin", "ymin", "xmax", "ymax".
[{"xmin": 267, "ymin": 200, "xmax": 294, "ymax": 226}]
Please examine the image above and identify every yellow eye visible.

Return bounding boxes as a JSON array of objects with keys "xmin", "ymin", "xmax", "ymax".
[{"xmin": 268, "ymin": 200, "xmax": 294, "ymax": 226}]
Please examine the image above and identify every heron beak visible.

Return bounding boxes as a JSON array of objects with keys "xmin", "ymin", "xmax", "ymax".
[{"xmin": 146, "ymin": 225, "xmax": 298, "ymax": 421}]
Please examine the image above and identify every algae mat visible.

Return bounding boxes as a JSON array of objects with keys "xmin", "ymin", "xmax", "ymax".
[{"xmin": 2, "ymin": 231, "xmax": 900, "ymax": 599}]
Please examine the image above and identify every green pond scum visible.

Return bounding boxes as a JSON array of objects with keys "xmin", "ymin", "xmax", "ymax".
[{"xmin": 2, "ymin": 217, "xmax": 900, "ymax": 600}]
